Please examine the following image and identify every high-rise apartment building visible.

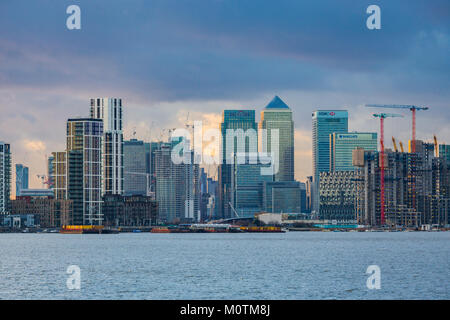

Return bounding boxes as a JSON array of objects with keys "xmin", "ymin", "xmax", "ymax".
[
  {"xmin": 218, "ymin": 110, "xmax": 257, "ymax": 219},
  {"xmin": 66, "ymin": 118, "xmax": 103, "ymax": 225},
  {"xmin": 0, "ymin": 142, "xmax": 11, "ymax": 213},
  {"xmin": 330, "ymin": 132, "xmax": 377, "ymax": 171},
  {"xmin": 90, "ymin": 98, "xmax": 123, "ymax": 195},
  {"xmin": 312, "ymin": 110, "xmax": 348, "ymax": 213},
  {"xmin": 52, "ymin": 151, "xmax": 67, "ymax": 200},
  {"xmin": 15, "ymin": 164, "xmax": 29, "ymax": 197},
  {"xmin": 260, "ymin": 96, "xmax": 294, "ymax": 181}
]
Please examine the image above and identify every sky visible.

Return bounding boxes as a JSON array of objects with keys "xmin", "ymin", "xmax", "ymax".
[{"xmin": 0, "ymin": 0, "xmax": 449, "ymax": 193}]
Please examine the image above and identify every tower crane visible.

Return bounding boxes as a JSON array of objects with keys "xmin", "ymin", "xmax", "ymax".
[
  {"xmin": 366, "ymin": 104, "xmax": 429, "ymax": 153},
  {"xmin": 392, "ymin": 137, "xmax": 398, "ymax": 152},
  {"xmin": 372, "ymin": 113, "xmax": 404, "ymax": 225},
  {"xmin": 399, "ymin": 141, "xmax": 405, "ymax": 153}
]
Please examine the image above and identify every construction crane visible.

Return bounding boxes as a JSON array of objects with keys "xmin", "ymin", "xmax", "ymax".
[
  {"xmin": 399, "ymin": 141, "xmax": 405, "ymax": 153},
  {"xmin": 434, "ymin": 135, "xmax": 439, "ymax": 158},
  {"xmin": 392, "ymin": 137, "xmax": 398, "ymax": 152},
  {"xmin": 366, "ymin": 104, "xmax": 429, "ymax": 153},
  {"xmin": 372, "ymin": 113, "xmax": 404, "ymax": 225},
  {"xmin": 36, "ymin": 174, "xmax": 52, "ymax": 188}
]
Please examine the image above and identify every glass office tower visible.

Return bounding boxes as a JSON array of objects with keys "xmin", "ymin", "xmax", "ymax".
[
  {"xmin": 330, "ymin": 132, "xmax": 377, "ymax": 171},
  {"xmin": 312, "ymin": 110, "xmax": 348, "ymax": 213},
  {"xmin": 260, "ymin": 96, "xmax": 294, "ymax": 182},
  {"xmin": 218, "ymin": 110, "xmax": 257, "ymax": 219},
  {"xmin": 123, "ymin": 139, "xmax": 147, "ymax": 196}
]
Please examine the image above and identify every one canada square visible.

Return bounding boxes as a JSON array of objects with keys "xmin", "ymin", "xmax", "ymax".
[
  {"xmin": 90, "ymin": 98, "xmax": 124, "ymax": 195},
  {"xmin": 260, "ymin": 96, "xmax": 294, "ymax": 182}
]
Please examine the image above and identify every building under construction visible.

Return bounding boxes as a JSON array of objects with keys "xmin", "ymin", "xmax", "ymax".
[{"xmin": 353, "ymin": 141, "xmax": 450, "ymax": 227}]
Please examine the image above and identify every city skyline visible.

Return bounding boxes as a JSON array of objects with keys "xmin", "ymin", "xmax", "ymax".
[{"xmin": 0, "ymin": 1, "xmax": 449, "ymax": 193}]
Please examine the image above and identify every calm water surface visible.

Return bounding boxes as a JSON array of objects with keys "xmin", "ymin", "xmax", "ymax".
[{"xmin": 0, "ymin": 232, "xmax": 448, "ymax": 299}]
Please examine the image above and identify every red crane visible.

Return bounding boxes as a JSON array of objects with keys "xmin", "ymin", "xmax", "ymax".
[
  {"xmin": 366, "ymin": 104, "xmax": 429, "ymax": 153},
  {"xmin": 372, "ymin": 113, "xmax": 404, "ymax": 225}
]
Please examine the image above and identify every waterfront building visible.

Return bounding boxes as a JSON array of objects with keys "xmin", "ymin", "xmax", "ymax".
[
  {"xmin": 319, "ymin": 171, "xmax": 357, "ymax": 222},
  {"xmin": 260, "ymin": 96, "xmax": 294, "ymax": 182},
  {"xmin": 312, "ymin": 110, "xmax": 348, "ymax": 212},
  {"xmin": 330, "ymin": 132, "xmax": 377, "ymax": 171},
  {"xmin": 218, "ymin": 110, "xmax": 258, "ymax": 219},
  {"xmin": 123, "ymin": 139, "xmax": 147, "ymax": 196},
  {"xmin": 90, "ymin": 98, "xmax": 124, "ymax": 195},
  {"xmin": 353, "ymin": 144, "xmax": 450, "ymax": 226},
  {"xmin": 15, "ymin": 164, "xmax": 29, "ymax": 197},
  {"xmin": 231, "ymin": 159, "xmax": 273, "ymax": 218},
  {"xmin": 0, "ymin": 142, "xmax": 11, "ymax": 214},
  {"xmin": 102, "ymin": 194, "xmax": 158, "ymax": 227},
  {"xmin": 66, "ymin": 118, "xmax": 103, "ymax": 225},
  {"xmin": 12, "ymin": 195, "xmax": 73, "ymax": 228},
  {"xmin": 155, "ymin": 138, "xmax": 200, "ymax": 223},
  {"xmin": 263, "ymin": 181, "xmax": 302, "ymax": 214}
]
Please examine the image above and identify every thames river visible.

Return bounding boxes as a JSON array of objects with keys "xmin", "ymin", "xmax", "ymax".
[{"xmin": 0, "ymin": 232, "xmax": 448, "ymax": 299}]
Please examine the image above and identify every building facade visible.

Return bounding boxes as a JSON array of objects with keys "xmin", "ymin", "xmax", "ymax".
[
  {"xmin": 319, "ymin": 171, "xmax": 358, "ymax": 222},
  {"xmin": 330, "ymin": 132, "xmax": 377, "ymax": 171},
  {"xmin": 218, "ymin": 110, "xmax": 257, "ymax": 219},
  {"xmin": 0, "ymin": 142, "xmax": 11, "ymax": 214},
  {"xmin": 15, "ymin": 164, "xmax": 29, "ymax": 197},
  {"xmin": 12, "ymin": 196, "xmax": 73, "ymax": 228},
  {"xmin": 263, "ymin": 181, "xmax": 302, "ymax": 214},
  {"xmin": 312, "ymin": 110, "xmax": 348, "ymax": 213},
  {"xmin": 231, "ymin": 160, "xmax": 273, "ymax": 218},
  {"xmin": 353, "ymin": 145, "xmax": 450, "ymax": 227},
  {"xmin": 260, "ymin": 96, "xmax": 294, "ymax": 182},
  {"xmin": 66, "ymin": 118, "xmax": 103, "ymax": 225},
  {"xmin": 102, "ymin": 194, "xmax": 158, "ymax": 227},
  {"xmin": 155, "ymin": 139, "xmax": 200, "ymax": 223},
  {"xmin": 90, "ymin": 98, "xmax": 124, "ymax": 195},
  {"xmin": 123, "ymin": 139, "xmax": 148, "ymax": 196}
]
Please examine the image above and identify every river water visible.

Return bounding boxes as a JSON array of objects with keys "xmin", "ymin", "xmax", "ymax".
[{"xmin": 0, "ymin": 232, "xmax": 448, "ymax": 299}]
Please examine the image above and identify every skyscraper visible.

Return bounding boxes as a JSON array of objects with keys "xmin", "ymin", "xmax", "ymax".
[
  {"xmin": 90, "ymin": 98, "xmax": 124, "ymax": 195},
  {"xmin": 155, "ymin": 138, "xmax": 200, "ymax": 223},
  {"xmin": 218, "ymin": 110, "xmax": 258, "ymax": 219},
  {"xmin": 260, "ymin": 96, "xmax": 294, "ymax": 181},
  {"xmin": 15, "ymin": 164, "xmax": 29, "ymax": 197},
  {"xmin": 0, "ymin": 142, "xmax": 11, "ymax": 213},
  {"xmin": 312, "ymin": 110, "xmax": 348, "ymax": 212},
  {"xmin": 123, "ymin": 139, "xmax": 147, "ymax": 196},
  {"xmin": 330, "ymin": 132, "xmax": 377, "ymax": 171},
  {"xmin": 66, "ymin": 118, "xmax": 103, "ymax": 225}
]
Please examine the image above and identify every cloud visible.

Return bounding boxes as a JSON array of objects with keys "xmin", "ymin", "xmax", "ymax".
[
  {"xmin": 23, "ymin": 139, "xmax": 46, "ymax": 152},
  {"xmin": 0, "ymin": 0, "xmax": 448, "ymax": 190}
]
